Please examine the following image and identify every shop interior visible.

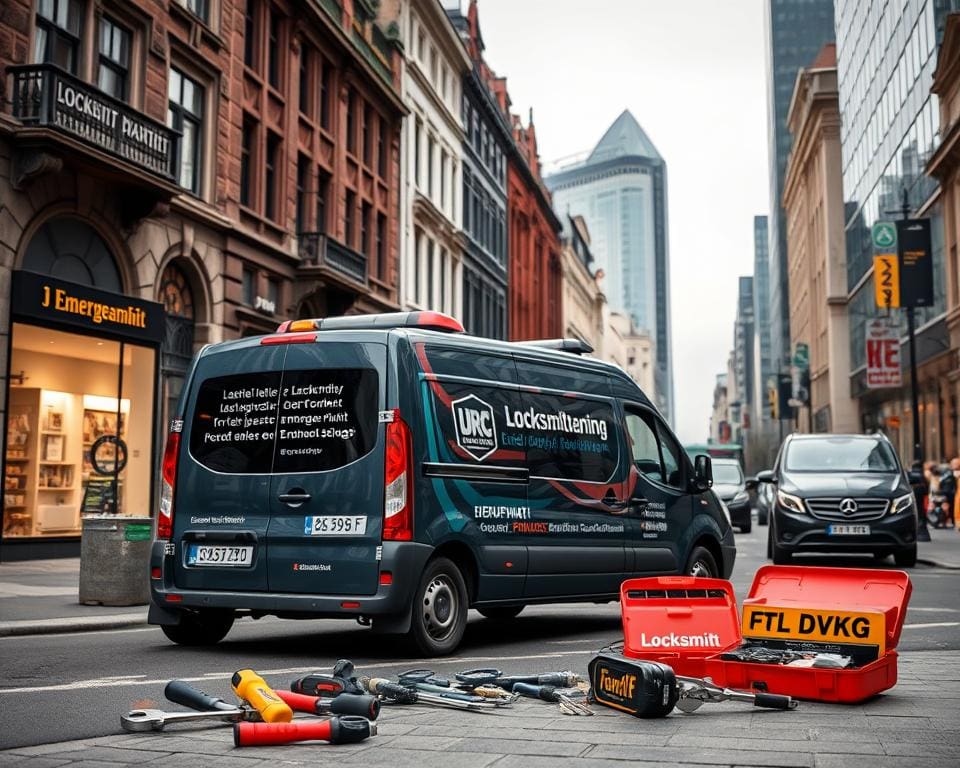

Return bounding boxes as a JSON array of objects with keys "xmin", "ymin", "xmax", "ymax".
[{"xmin": 4, "ymin": 324, "xmax": 155, "ymax": 539}]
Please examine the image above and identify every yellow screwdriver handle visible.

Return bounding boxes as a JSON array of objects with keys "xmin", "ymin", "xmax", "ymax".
[{"xmin": 231, "ymin": 669, "xmax": 293, "ymax": 723}]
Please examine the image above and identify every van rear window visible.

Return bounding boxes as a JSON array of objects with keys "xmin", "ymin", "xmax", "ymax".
[{"xmin": 190, "ymin": 369, "xmax": 379, "ymax": 474}]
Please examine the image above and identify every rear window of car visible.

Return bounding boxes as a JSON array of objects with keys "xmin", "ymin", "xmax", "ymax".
[
  {"xmin": 712, "ymin": 463, "xmax": 743, "ymax": 485},
  {"xmin": 190, "ymin": 369, "xmax": 379, "ymax": 474}
]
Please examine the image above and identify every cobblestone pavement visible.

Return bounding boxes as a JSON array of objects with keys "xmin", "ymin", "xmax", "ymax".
[{"xmin": 2, "ymin": 650, "xmax": 958, "ymax": 767}]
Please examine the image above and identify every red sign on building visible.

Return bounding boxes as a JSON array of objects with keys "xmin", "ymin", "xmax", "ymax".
[{"xmin": 866, "ymin": 320, "xmax": 902, "ymax": 388}]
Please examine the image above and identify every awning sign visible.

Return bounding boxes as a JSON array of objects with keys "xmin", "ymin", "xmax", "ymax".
[{"xmin": 866, "ymin": 320, "xmax": 901, "ymax": 389}]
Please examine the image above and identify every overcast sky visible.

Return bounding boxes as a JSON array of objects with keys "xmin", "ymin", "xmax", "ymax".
[{"xmin": 475, "ymin": 0, "xmax": 769, "ymax": 443}]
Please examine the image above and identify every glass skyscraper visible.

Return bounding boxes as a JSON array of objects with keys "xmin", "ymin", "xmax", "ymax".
[
  {"xmin": 752, "ymin": 215, "xmax": 772, "ymax": 421},
  {"xmin": 544, "ymin": 111, "xmax": 674, "ymax": 424},
  {"xmin": 764, "ymin": 0, "xmax": 836, "ymax": 374}
]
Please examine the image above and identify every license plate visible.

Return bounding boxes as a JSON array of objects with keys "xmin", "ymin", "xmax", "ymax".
[
  {"xmin": 827, "ymin": 524, "xmax": 871, "ymax": 536},
  {"xmin": 304, "ymin": 515, "xmax": 367, "ymax": 536},
  {"xmin": 187, "ymin": 545, "xmax": 253, "ymax": 566}
]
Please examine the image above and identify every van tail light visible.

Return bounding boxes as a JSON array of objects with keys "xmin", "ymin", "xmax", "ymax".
[
  {"xmin": 157, "ymin": 430, "xmax": 181, "ymax": 540},
  {"xmin": 383, "ymin": 410, "xmax": 413, "ymax": 541}
]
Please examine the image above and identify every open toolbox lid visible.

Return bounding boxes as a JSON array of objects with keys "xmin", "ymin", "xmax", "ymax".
[
  {"xmin": 621, "ymin": 576, "xmax": 741, "ymax": 659},
  {"xmin": 745, "ymin": 565, "xmax": 913, "ymax": 653}
]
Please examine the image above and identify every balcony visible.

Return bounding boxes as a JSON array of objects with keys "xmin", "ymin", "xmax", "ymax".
[
  {"xmin": 7, "ymin": 64, "xmax": 178, "ymax": 182},
  {"xmin": 298, "ymin": 232, "xmax": 369, "ymax": 289}
]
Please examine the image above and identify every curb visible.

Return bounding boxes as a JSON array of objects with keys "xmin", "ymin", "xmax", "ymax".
[
  {"xmin": 0, "ymin": 612, "xmax": 149, "ymax": 637},
  {"xmin": 918, "ymin": 557, "xmax": 960, "ymax": 570}
]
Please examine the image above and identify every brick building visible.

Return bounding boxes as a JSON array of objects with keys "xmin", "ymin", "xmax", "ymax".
[
  {"xmin": 0, "ymin": 0, "xmax": 404, "ymax": 557},
  {"xmin": 506, "ymin": 110, "xmax": 562, "ymax": 341}
]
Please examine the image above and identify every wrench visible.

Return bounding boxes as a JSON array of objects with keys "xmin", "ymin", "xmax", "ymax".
[{"xmin": 121, "ymin": 707, "xmax": 248, "ymax": 732}]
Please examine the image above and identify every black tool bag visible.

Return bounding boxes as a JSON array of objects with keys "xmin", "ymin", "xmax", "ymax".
[{"xmin": 588, "ymin": 652, "xmax": 679, "ymax": 718}]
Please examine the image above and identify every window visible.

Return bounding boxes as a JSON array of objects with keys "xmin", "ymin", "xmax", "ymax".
[
  {"xmin": 427, "ymin": 135, "xmax": 435, "ymax": 197},
  {"xmin": 299, "ymin": 46, "xmax": 311, "ymax": 116},
  {"xmin": 625, "ymin": 408, "xmax": 684, "ymax": 489},
  {"xmin": 266, "ymin": 278, "xmax": 279, "ymax": 313},
  {"xmin": 242, "ymin": 267, "xmax": 256, "ymax": 306},
  {"xmin": 240, "ymin": 117, "xmax": 254, "ymax": 207},
  {"xmin": 167, "ymin": 67, "xmax": 205, "ymax": 195},
  {"xmin": 426, "ymin": 239, "xmax": 435, "ymax": 308},
  {"xmin": 414, "ymin": 118, "xmax": 422, "ymax": 187},
  {"xmin": 264, "ymin": 132, "xmax": 280, "ymax": 221},
  {"xmin": 267, "ymin": 5, "xmax": 282, "ymax": 89},
  {"xmin": 362, "ymin": 106, "xmax": 372, "ymax": 166},
  {"xmin": 361, "ymin": 201, "xmax": 372, "ymax": 255},
  {"xmin": 345, "ymin": 190, "xmax": 356, "ymax": 246},
  {"xmin": 177, "ymin": 0, "xmax": 209, "ymax": 23},
  {"xmin": 320, "ymin": 57, "xmax": 332, "ymax": 130},
  {"xmin": 378, "ymin": 118, "xmax": 387, "ymax": 176},
  {"xmin": 244, "ymin": 0, "xmax": 258, "ymax": 69},
  {"xmin": 97, "ymin": 17, "xmax": 131, "ymax": 101},
  {"xmin": 346, "ymin": 90, "xmax": 356, "ymax": 154},
  {"xmin": 439, "ymin": 249, "xmax": 446, "ymax": 311},
  {"xmin": 375, "ymin": 213, "xmax": 386, "ymax": 281},
  {"xmin": 315, "ymin": 170, "xmax": 329, "ymax": 233},
  {"xmin": 34, "ymin": 0, "xmax": 82, "ymax": 73},
  {"xmin": 414, "ymin": 230, "xmax": 422, "ymax": 304},
  {"xmin": 295, "ymin": 154, "xmax": 308, "ymax": 234},
  {"xmin": 429, "ymin": 46, "xmax": 438, "ymax": 85},
  {"xmin": 440, "ymin": 150, "xmax": 447, "ymax": 210}
]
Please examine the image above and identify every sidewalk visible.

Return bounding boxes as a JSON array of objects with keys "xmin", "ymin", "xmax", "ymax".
[
  {"xmin": 2, "ymin": 649, "xmax": 959, "ymax": 767},
  {"xmin": 0, "ymin": 558, "xmax": 146, "ymax": 636},
  {"xmin": 918, "ymin": 525, "xmax": 960, "ymax": 569}
]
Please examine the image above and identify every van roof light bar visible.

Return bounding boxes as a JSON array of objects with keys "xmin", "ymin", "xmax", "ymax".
[
  {"xmin": 522, "ymin": 338, "xmax": 595, "ymax": 355},
  {"xmin": 277, "ymin": 311, "xmax": 465, "ymax": 334}
]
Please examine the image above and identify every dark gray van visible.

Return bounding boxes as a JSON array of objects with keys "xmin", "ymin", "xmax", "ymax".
[{"xmin": 149, "ymin": 312, "xmax": 735, "ymax": 655}]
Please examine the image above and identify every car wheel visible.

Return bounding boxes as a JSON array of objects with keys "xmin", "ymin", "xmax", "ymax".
[
  {"xmin": 770, "ymin": 521, "xmax": 792, "ymax": 564},
  {"xmin": 758, "ymin": 510, "xmax": 768, "ymax": 526},
  {"xmin": 766, "ymin": 524, "xmax": 773, "ymax": 558},
  {"xmin": 685, "ymin": 546, "xmax": 719, "ymax": 578},
  {"xmin": 894, "ymin": 546, "xmax": 917, "ymax": 568},
  {"xmin": 160, "ymin": 610, "xmax": 234, "ymax": 646},
  {"xmin": 408, "ymin": 557, "xmax": 468, "ymax": 656},
  {"xmin": 477, "ymin": 606, "xmax": 524, "ymax": 620},
  {"xmin": 741, "ymin": 521, "xmax": 752, "ymax": 534}
]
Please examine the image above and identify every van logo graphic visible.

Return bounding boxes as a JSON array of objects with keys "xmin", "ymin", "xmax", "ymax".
[{"xmin": 452, "ymin": 394, "xmax": 498, "ymax": 461}]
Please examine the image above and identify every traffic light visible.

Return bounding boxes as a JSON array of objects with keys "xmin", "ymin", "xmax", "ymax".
[{"xmin": 768, "ymin": 384, "xmax": 779, "ymax": 420}]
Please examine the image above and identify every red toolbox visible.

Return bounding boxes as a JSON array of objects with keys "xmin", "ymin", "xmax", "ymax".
[{"xmin": 620, "ymin": 565, "xmax": 912, "ymax": 703}]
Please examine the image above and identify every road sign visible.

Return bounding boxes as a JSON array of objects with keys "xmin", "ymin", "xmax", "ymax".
[
  {"xmin": 897, "ymin": 218, "xmax": 934, "ymax": 308},
  {"xmin": 793, "ymin": 342, "xmax": 809, "ymax": 370},
  {"xmin": 872, "ymin": 221, "xmax": 897, "ymax": 250},
  {"xmin": 873, "ymin": 254, "xmax": 900, "ymax": 308},
  {"xmin": 866, "ymin": 320, "xmax": 902, "ymax": 389}
]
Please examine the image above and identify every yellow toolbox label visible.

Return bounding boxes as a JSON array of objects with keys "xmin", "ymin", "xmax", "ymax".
[{"xmin": 742, "ymin": 605, "xmax": 886, "ymax": 653}]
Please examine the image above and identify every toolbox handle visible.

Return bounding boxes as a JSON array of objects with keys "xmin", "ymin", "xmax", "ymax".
[{"xmin": 665, "ymin": 607, "xmax": 694, "ymax": 617}]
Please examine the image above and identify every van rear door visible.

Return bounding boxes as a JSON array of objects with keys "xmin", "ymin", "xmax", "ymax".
[
  {"xmin": 265, "ymin": 340, "xmax": 386, "ymax": 596},
  {"xmin": 174, "ymin": 343, "xmax": 286, "ymax": 592}
]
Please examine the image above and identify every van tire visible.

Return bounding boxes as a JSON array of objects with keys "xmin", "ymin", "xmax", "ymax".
[
  {"xmin": 160, "ymin": 610, "xmax": 234, "ymax": 646},
  {"xmin": 408, "ymin": 557, "xmax": 468, "ymax": 656},
  {"xmin": 685, "ymin": 546, "xmax": 719, "ymax": 578},
  {"xmin": 894, "ymin": 546, "xmax": 917, "ymax": 568},
  {"xmin": 477, "ymin": 606, "xmax": 524, "ymax": 620}
]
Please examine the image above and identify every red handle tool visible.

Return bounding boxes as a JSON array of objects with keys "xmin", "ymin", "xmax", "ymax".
[
  {"xmin": 233, "ymin": 716, "xmax": 375, "ymax": 746},
  {"xmin": 275, "ymin": 690, "xmax": 380, "ymax": 719}
]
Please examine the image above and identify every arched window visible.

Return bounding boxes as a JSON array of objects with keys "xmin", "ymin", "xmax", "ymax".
[
  {"xmin": 159, "ymin": 263, "xmax": 195, "ymax": 319},
  {"xmin": 23, "ymin": 217, "xmax": 122, "ymax": 291}
]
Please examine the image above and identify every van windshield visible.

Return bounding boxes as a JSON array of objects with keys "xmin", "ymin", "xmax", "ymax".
[{"xmin": 784, "ymin": 438, "xmax": 898, "ymax": 473}]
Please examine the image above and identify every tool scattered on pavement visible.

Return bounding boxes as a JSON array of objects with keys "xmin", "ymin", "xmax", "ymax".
[
  {"xmin": 234, "ymin": 716, "xmax": 376, "ymax": 747},
  {"xmin": 361, "ymin": 676, "xmax": 498, "ymax": 711},
  {"xmin": 122, "ymin": 707, "xmax": 249, "ymax": 732},
  {"xmin": 589, "ymin": 652, "xmax": 798, "ymax": 718},
  {"xmin": 276, "ymin": 689, "xmax": 380, "ymax": 719},
  {"xmin": 231, "ymin": 669, "xmax": 293, "ymax": 723}
]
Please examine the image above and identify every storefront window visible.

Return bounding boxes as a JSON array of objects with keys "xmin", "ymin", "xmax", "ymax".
[{"xmin": 4, "ymin": 324, "xmax": 156, "ymax": 538}]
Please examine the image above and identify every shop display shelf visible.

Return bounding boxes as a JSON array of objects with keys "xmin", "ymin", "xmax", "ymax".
[{"xmin": 37, "ymin": 486, "xmax": 78, "ymax": 491}]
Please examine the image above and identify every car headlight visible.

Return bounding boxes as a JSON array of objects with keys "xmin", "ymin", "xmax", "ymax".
[
  {"xmin": 891, "ymin": 492, "xmax": 915, "ymax": 515},
  {"xmin": 777, "ymin": 489, "xmax": 806, "ymax": 514},
  {"xmin": 732, "ymin": 490, "xmax": 750, "ymax": 507}
]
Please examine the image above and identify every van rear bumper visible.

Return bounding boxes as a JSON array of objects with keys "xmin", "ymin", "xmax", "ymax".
[{"xmin": 148, "ymin": 540, "xmax": 432, "ymax": 623}]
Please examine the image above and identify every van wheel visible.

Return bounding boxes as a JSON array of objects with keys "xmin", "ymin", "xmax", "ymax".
[
  {"xmin": 685, "ymin": 546, "xmax": 719, "ymax": 578},
  {"xmin": 160, "ymin": 610, "xmax": 234, "ymax": 646},
  {"xmin": 894, "ymin": 546, "xmax": 917, "ymax": 568},
  {"xmin": 409, "ymin": 557, "xmax": 468, "ymax": 656},
  {"xmin": 477, "ymin": 606, "xmax": 524, "ymax": 620},
  {"xmin": 741, "ymin": 521, "xmax": 752, "ymax": 534},
  {"xmin": 771, "ymin": 523, "xmax": 792, "ymax": 564}
]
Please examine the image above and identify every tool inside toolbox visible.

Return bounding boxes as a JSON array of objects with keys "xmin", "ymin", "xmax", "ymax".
[{"xmin": 719, "ymin": 640, "xmax": 878, "ymax": 669}]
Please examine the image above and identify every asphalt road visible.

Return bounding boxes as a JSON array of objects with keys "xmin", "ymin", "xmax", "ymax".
[{"xmin": 1, "ymin": 515, "xmax": 958, "ymax": 751}]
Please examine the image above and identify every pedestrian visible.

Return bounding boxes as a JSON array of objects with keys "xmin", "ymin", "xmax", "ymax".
[
  {"xmin": 923, "ymin": 460, "xmax": 939, "ymax": 525},
  {"xmin": 936, "ymin": 461, "xmax": 956, "ymax": 529},
  {"xmin": 952, "ymin": 458, "xmax": 960, "ymax": 531}
]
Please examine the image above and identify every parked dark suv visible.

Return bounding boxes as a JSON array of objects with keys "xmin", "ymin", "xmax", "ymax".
[{"xmin": 751, "ymin": 433, "xmax": 917, "ymax": 567}]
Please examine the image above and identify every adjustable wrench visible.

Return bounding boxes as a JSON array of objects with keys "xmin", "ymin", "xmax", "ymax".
[{"xmin": 121, "ymin": 707, "xmax": 249, "ymax": 732}]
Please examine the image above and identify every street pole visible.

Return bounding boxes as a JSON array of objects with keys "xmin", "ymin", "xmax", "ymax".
[{"xmin": 898, "ymin": 189, "xmax": 923, "ymax": 465}]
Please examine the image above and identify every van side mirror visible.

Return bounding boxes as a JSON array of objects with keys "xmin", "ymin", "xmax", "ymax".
[
  {"xmin": 756, "ymin": 470, "xmax": 775, "ymax": 484},
  {"xmin": 692, "ymin": 454, "xmax": 712, "ymax": 493},
  {"xmin": 745, "ymin": 477, "xmax": 759, "ymax": 491}
]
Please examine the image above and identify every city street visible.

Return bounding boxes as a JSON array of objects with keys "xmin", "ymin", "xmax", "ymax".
[{"xmin": 2, "ymin": 517, "xmax": 959, "ymax": 765}]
